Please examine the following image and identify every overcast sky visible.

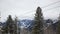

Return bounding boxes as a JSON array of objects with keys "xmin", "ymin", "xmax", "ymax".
[{"xmin": 0, "ymin": 0, "xmax": 60, "ymax": 22}]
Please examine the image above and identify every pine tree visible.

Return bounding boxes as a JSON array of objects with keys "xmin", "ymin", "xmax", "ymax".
[
  {"xmin": 32, "ymin": 7, "xmax": 43, "ymax": 34},
  {"xmin": 14, "ymin": 16, "xmax": 20, "ymax": 34},
  {"xmin": 2, "ymin": 15, "xmax": 14, "ymax": 34},
  {"xmin": 14, "ymin": 17, "xmax": 17, "ymax": 34},
  {"xmin": 57, "ymin": 14, "xmax": 60, "ymax": 34}
]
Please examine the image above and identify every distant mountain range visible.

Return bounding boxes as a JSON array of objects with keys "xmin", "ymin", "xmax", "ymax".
[
  {"xmin": 0, "ymin": 22, "xmax": 6, "ymax": 26},
  {"xmin": 0, "ymin": 19, "xmax": 34, "ymax": 27},
  {"xmin": 18, "ymin": 19, "xmax": 34, "ymax": 31},
  {"xmin": 0, "ymin": 19, "xmax": 58, "ymax": 31}
]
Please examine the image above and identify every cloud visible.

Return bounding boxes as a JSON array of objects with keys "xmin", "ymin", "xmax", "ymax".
[{"xmin": 0, "ymin": 0, "xmax": 60, "ymax": 22}]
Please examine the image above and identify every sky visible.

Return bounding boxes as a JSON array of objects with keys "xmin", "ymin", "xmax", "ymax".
[{"xmin": 0, "ymin": 0, "xmax": 60, "ymax": 22}]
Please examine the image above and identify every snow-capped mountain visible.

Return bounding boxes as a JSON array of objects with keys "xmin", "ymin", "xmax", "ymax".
[
  {"xmin": 17, "ymin": 19, "xmax": 34, "ymax": 31},
  {"xmin": 18, "ymin": 19, "xmax": 34, "ymax": 28},
  {"xmin": 0, "ymin": 22, "xmax": 6, "ymax": 26}
]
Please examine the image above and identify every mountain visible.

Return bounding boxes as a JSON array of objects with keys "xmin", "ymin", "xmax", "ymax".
[
  {"xmin": 19, "ymin": 19, "xmax": 34, "ymax": 27},
  {"xmin": 0, "ymin": 22, "xmax": 2, "ymax": 26},
  {"xmin": 18, "ymin": 19, "xmax": 34, "ymax": 31},
  {"xmin": 0, "ymin": 19, "xmax": 58, "ymax": 31},
  {"xmin": 0, "ymin": 22, "xmax": 6, "ymax": 26}
]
